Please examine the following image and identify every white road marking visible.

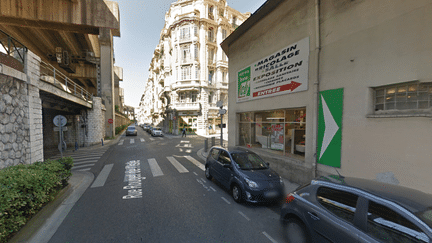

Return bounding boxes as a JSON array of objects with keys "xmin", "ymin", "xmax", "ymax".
[
  {"xmin": 184, "ymin": 156, "xmax": 205, "ymax": 171},
  {"xmin": 118, "ymin": 139, "xmax": 124, "ymax": 145},
  {"xmin": 193, "ymin": 172, "xmax": 198, "ymax": 176},
  {"xmin": 167, "ymin": 156, "xmax": 189, "ymax": 173},
  {"xmin": 149, "ymin": 138, "xmax": 155, "ymax": 141},
  {"xmin": 91, "ymin": 164, "xmax": 114, "ymax": 188},
  {"xmin": 140, "ymin": 138, "xmax": 145, "ymax": 142},
  {"xmin": 262, "ymin": 232, "xmax": 278, "ymax": 243},
  {"xmin": 200, "ymin": 178, "xmax": 206, "ymax": 183},
  {"xmin": 180, "ymin": 140, "xmax": 190, "ymax": 143},
  {"xmin": 158, "ymin": 137, "xmax": 164, "ymax": 140},
  {"xmin": 73, "ymin": 160, "xmax": 99, "ymax": 165},
  {"xmin": 209, "ymin": 186, "xmax": 216, "ymax": 192},
  {"xmin": 77, "ymin": 168, "xmax": 91, "ymax": 171},
  {"xmin": 148, "ymin": 158, "xmax": 164, "ymax": 177},
  {"xmin": 72, "ymin": 164, "xmax": 95, "ymax": 169},
  {"xmin": 221, "ymin": 197, "xmax": 231, "ymax": 204},
  {"xmin": 123, "ymin": 160, "xmax": 143, "ymax": 199},
  {"xmin": 238, "ymin": 211, "xmax": 251, "ymax": 221},
  {"xmin": 130, "ymin": 139, "xmax": 135, "ymax": 144}
]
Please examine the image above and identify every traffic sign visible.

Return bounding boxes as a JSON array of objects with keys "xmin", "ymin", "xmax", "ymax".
[
  {"xmin": 108, "ymin": 118, "xmax": 113, "ymax": 124},
  {"xmin": 53, "ymin": 115, "xmax": 67, "ymax": 127}
]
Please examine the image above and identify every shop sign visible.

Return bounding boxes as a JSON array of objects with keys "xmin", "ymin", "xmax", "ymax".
[
  {"xmin": 237, "ymin": 37, "xmax": 309, "ymax": 102},
  {"xmin": 318, "ymin": 88, "xmax": 343, "ymax": 168}
]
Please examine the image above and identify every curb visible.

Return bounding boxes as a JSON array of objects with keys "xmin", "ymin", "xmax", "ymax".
[{"xmin": 9, "ymin": 172, "xmax": 94, "ymax": 243}]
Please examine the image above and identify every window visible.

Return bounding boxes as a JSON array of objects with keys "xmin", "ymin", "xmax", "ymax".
[
  {"xmin": 374, "ymin": 82, "xmax": 432, "ymax": 112},
  {"xmin": 208, "ymin": 6, "xmax": 214, "ymax": 19},
  {"xmin": 367, "ymin": 201, "xmax": 428, "ymax": 243},
  {"xmin": 222, "ymin": 71, "xmax": 226, "ymax": 82},
  {"xmin": 208, "ymin": 49, "xmax": 214, "ymax": 64},
  {"xmin": 191, "ymin": 92, "xmax": 197, "ymax": 102},
  {"xmin": 194, "ymin": 25, "xmax": 198, "ymax": 36},
  {"xmin": 317, "ymin": 187, "xmax": 358, "ymax": 223},
  {"xmin": 209, "ymin": 92, "xmax": 213, "ymax": 103},
  {"xmin": 181, "ymin": 66, "xmax": 190, "ymax": 80},
  {"xmin": 208, "ymin": 29, "xmax": 214, "ymax": 42},
  {"xmin": 210, "ymin": 148, "xmax": 220, "ymax": 160},
  {"xmin": 180, "ymin": 26, "xmax": 190, "ymax": 41},
  {"xmin": 182, "ymin": 46, "xmax": 190, "ymax": 62},
  {"xmin": 179, "ymin": 92, "xmax": 186, "ymax": 102},
  {"xmin": 222, "ymin": 29, "xmax": 227, "ymax": 40},
  {"xmin": 208, "ymin": 70, "xmax": 214, "ymax": 84},
  {"xmin": 194, "ymin": 44, "xmax": 198, "ymax": 60},
  {"xmin": 218, "ymin": 151, "xmax": 231, "ymax": 165}
]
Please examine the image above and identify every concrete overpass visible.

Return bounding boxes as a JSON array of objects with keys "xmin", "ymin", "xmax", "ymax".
[{"xmin": 0, "ymin": 0, "xmax": 127, "ymax": 167}]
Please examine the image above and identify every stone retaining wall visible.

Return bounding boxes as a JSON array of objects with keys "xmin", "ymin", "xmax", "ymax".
[{"xmin": 0, "ymin": 72, "xmax": 43, "ymax": 169}]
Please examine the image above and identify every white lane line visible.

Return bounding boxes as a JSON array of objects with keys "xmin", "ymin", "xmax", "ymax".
[
  {"xmin": 180, "ymin": 140, "xmax": 190, "ymax": 143},
  {"xmin": 72, "ymin": 164, "xmax": 95, "ymax": 169},
  {"xmin": 221, "ymin": 197, "xmax": 231, "ymax": 205},
  {"xmin": 193, "ymin": 172, "xmax": 198, "ymax": 176},
  {"xmin": 238, "ymin": 211, "xmax": 251, "ymax": 221},
  {"xmin": 262, "ymin": 232, "xmax": 278, "ymax": 243},
  {"xmin": 209, "ymin": 186, "xmax": 216, "ymax": 192},
  {"xmin": 130, "ymin": 139, "xmax": 135, "ymax": 144},
  {"xmin": 140, "ymin": 138, "xmax": 145, "ymax": 142},
  {"xmin": 149, "ymin": 138, "xmax": 155, "ymax": 141},
  {"xmin": 71, "ymin": 156, "xmax": 104, "ymax": 160},
  {"xmin": 148, "ymin": 158, "xmax": 164, "ymax": 177},
  {"xmin": 200, "ymin": 178, "xmax": 206, "ymax": 183},
  {"xmin": 167, "ymin": 156, "xmax": 189, "ymax": 173},
  {"xmin": 73, "ymin": 160, "xmax": 99, "ymax": 165},
  {"xmin": 90, "ymin": 164, "xmax": 114, "ymax": 188},
  {"xmin": 184, "ymin": 156, "xmax": 205, "ymax": 171}
]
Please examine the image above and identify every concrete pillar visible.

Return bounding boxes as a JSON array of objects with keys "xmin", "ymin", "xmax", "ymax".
[{"xmin": 99, "ymin": 28, "xmax": 115, "ymax": 137}]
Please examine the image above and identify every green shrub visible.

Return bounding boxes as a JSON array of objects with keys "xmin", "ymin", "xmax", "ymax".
[
  {"xmin": 0, "ymin": 157, "xmax": 73, "ymax": 243},
  {"xmin": 115, "ymin": 124, "xmax": 129, "ymax": 135}
]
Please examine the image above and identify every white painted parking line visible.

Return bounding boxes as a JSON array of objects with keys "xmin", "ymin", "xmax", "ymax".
[
  {"xmin": 149, "ymin": 138, "xmax": 155, "ymax": 141},
  {"xmin": 262, "ymin": 232, "xmax": 278, "ymax": 243},
  {"xmin": 184, "ymin": 156, "xmax": 205, "ymax": 171},
  {"xmin": 221, "ymin": 197, "xmax": 231, "ymax": 205},
  {"xmin": 130, "ymin": 139, "xmax": 135, "ymax": 144},
  {"xmin": 77, "ymin": 168, "xmax": 91, "ymax": 171},
  {"xmin": 72, "ymin": 164, "xmax": 95, "ymax": 169},
  {"xmin": 209, "ymin": 186, "xmax": 216, "ymax": 192},
  {"xmin": 193, "ymin": 172, "xmax": 198, "ymax": 176},
  {"xmin": 238, "ymin": 211, "xmax": 251, "ymax": 221},
  {"xmin": 91, "ymin": 164, "xmax": 114, "ymax": 188},
  {"xmin": 140, "ymin": 138, "xmax": 145, "ymax": 142},
  {"xmin": 148, "ymin": 158, "xmax": 164, "ymax": 177},
  {"xmin": 167, "ymin": 156, "xmax": 189, "ymax": 173}
]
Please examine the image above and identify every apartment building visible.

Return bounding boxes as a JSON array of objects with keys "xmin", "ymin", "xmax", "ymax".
[{"xmin": 138, "ymin": 0, "xmax": 250, "ymax": 135}]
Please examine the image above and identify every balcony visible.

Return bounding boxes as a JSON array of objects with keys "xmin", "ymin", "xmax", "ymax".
[
  {"xmin": 171, "ymin": 102, "xmax": 200, "ymax": 111},
  {"xmin": 180, "ymin": 57, "xmax": 194, "ymax": 65}
]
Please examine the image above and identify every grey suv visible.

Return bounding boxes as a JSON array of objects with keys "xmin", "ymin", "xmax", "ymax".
[
  {"xmin": 205, "ymin": 146, "xmax": 284, "ymax": 203},
  {"xmin": 280, "ymin": 175, "xmax": 432, "ymax": 242}
]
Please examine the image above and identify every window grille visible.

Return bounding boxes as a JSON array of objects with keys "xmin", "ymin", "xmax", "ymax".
[{"xmin": 374, "ymin": 82, "xmax": 432, "ymax": 112}]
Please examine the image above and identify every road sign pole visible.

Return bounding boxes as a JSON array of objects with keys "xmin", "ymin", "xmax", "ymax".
[{"xmin": 220, "ymin": 113, "xmax": 223, "ymax": 147}]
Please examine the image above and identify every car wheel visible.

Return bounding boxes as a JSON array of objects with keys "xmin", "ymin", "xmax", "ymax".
[
  {"xmin": 232, "ymin": 184, "xmax": 242, "ymax": 203},
  {"xmin": 283, "ymin": 218, "xmax": 310, "ymax": 243},
  {"xmin": 205, "ymin": 166, "xmax": 212, "ymax": 180}
]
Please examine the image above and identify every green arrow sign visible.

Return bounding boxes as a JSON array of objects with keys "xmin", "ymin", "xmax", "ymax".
[{"xmin": 317, "ymin": 88, "xmax": 343, "ymax": 167}]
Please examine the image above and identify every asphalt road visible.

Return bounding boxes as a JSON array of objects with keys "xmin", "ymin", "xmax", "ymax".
[{"xmin": 49, "ymin": 128, "xmax": 285, "ymax": 243}]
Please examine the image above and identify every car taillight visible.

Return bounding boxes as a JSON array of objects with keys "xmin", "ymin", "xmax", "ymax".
[{"xmin": 285, "ymin": 193, "xmax": 295, "ymax": 204}]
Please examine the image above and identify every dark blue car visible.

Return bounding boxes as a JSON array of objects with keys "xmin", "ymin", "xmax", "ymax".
[{"xmin": 205, "ymin": 146, "xmax": 284, "ymax": 203}]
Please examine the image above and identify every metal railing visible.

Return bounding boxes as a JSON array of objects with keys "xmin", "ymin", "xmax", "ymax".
[
  {"xmin": 0, "ymin": 29, "xmax": 27, "ymax": 65},
  {"xmin": 39, "ymin": 60, "xmax": 93, "ymax": 103}
]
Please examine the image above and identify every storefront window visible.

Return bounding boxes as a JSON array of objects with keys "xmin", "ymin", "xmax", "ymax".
[{"xmin": 237, "ymin": 108, "xmax": 306, "ymax": 158}]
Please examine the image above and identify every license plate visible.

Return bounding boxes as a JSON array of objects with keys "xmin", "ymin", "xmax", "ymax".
[{"xmin": 266, "ymin": 191, "xmax": 278, "ymax": 198}]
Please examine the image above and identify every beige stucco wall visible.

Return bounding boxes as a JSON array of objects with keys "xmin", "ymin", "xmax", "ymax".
[
  {"xmin": 226, "ymin": 0, "xmax": 432, "ymax": 193},
  {"xmin": 318, "ymin": 0, "xmax": 432, "ymax": 193}
]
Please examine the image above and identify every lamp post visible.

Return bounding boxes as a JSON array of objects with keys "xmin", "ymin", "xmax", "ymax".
[{"xmin": 217, "ymin": 101, "xmax": 226, "ymax": 147}]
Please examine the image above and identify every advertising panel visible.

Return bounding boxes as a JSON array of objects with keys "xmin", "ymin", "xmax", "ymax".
[{"xmin": 237, "ymin": 37, "xmax": 309, "ymax": 102}]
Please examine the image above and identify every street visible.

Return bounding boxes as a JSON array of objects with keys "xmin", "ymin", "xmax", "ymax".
[{"xmin": 49, "ymin": 128, "xmax": 285, "ymax": 243}]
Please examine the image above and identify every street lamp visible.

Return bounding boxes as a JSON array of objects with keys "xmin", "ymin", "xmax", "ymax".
[{"xmin": 216, "ymin": 100, "xmax": 226, "ymax": 147}]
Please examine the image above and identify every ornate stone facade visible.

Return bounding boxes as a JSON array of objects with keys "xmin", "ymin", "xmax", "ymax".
[{"xmin": 138, "ymin": 0, "xmax": 250, "ymax": 135}]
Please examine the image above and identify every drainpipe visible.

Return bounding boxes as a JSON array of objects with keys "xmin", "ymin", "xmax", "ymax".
[{"xmin": 312, "ymin": 0, "xmax": 321, "ymax": 179}]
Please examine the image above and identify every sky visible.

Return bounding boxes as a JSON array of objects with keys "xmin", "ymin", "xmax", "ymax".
[{"xmin": 113, "ymin": 0, "xmax": 268, "ymax": 108}]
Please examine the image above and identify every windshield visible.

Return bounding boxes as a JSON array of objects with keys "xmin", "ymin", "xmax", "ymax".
[
  {"xmin": 232, "ymin": 153, "xmax": 269, "ymax": 170},
  {"xmin": 155, "ymin": 128, "xmax": 162, "ymax": 131},
  {"xmin": 128, "ymin": 127, "xmax": 135, "ymax": 130}
]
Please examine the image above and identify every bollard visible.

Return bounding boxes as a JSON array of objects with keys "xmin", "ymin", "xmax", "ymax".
[
  {"xmin": 101, "ymin": 138, "xmax": 104, "ymax": 146},
  {"xmin": 211, "ymin": 137, "xmax": 215, "ymax": 147},
  {"xmin": 204, "ymin": 138, "xmax": 208, "ymax": 152},
  {"xmin": 75, "ymin": 142, "xmax": 78, "ymax": 151}
]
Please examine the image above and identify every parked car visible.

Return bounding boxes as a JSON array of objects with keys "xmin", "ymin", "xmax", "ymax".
[
  {"xmin": 280, "ymin": 175, "xmax": 432, "ymax": 243},
  {"xmin": 151, "ymin": 127, "xmax": 163, "ymax": 137},
  {"xmin": 205, "ymin": 146, "xmax": 284, "ymax": 203},
  {"xmin": 125, "ymin": 126, "xmax": 137, "ymax": 136},
  {"xmin": 146, "ymin": 126, "xmax": 153, "ymax": 134}
]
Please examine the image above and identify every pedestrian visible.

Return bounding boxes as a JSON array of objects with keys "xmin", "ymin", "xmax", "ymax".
[{"xmin": 182, "ymin": 127, "xmax": 186, "ymax": 137}]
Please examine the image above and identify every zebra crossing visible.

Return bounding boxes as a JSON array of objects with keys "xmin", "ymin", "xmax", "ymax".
[
  {"xmin": 50, "ymin": 147, "xmax": 110, "ymax": 172},
  {"xmin": 122, "ymin": 156, "xmax": 204, "ymax": 182},
  {"xmin": 117, "ymin": 136, "xmax": 176, "ymax": 145}
]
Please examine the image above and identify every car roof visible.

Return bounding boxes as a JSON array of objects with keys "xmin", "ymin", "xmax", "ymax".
[
  {"xmin": 316, "ymin": 175, "xmax": 432, "ymax": 212},
  {"xmin": 210, "ymin": 146, "xmax": 256, "ymax": 154}
]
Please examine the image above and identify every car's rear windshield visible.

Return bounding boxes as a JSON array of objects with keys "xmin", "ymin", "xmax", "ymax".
[
  {"xmin": 127, "ymin": 127, "xmax": 135, "ymax": 130},
  {"xmin": 232, "ymin": 153, "xmax": 269, "ymax": 170},
  {"xmin": 416, "ymin": 207, "xmax": 432, "ymax": 228}
]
